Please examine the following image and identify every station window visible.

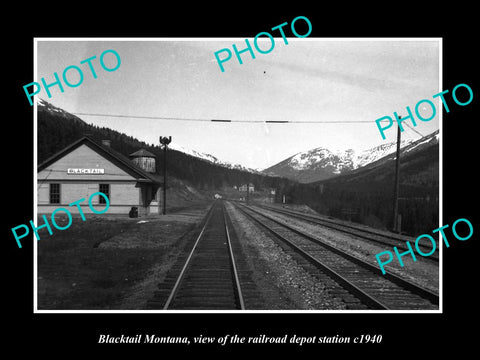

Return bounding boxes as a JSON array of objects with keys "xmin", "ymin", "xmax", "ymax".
[
  {"xmin": 99, "ymin": 184, "xmax": 110, "ymax": 204},
  {"xmin": 50, "ymin": 183, "xmax": 60, "ymax": 204}
]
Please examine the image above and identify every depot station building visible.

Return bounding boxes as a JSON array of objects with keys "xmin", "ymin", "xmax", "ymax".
[{"xmin": 37, "ymin": 136, "xmax": 163, "ymax": 216}]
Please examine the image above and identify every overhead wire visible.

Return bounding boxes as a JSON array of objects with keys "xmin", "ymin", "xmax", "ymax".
[
  {"xmin": 404, "ymin": 121, "xmax": 425, "ymax": 138},
  {"xmin": 73, "ymin": 112, "xmax": 391, "ymax": 124}
]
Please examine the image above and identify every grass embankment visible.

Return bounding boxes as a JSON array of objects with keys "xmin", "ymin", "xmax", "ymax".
[{"xmin": 37, "ymin": 209, "xmax": 206, "ymax": 310}]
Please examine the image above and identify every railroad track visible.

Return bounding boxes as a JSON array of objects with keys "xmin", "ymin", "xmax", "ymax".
[
  {"xmin": 255, "ymin": 203, "xmax": 438, "ymax": 261},
  {"xmin": 233, "ymin": 202, "xmax": 439, "ymax": 310},
  {"xmin": 148, "ymin": 200, "xmax": 247, "ymax": 310}
]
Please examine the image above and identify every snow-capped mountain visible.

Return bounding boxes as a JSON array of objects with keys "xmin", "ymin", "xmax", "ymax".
[
  {"xmin": 263, "ymin": 130, "xmax": 439, "ymax": 183},
  {"xmin": 170, "ymin": 143, "xmax": 260, "ymax": 174},
  {"xmin": 38, "ymin": 98, "xmax": 70, "ymax": 115},
  {"xmin": 37, "ymin": 98, "xmax": 86, "ymax": 125},
  {"xmin": 170, "ymin": 143, "xmax": 220, "ymax": 164}
]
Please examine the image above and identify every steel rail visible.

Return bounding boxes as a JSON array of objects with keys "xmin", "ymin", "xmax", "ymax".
[
  {"xmin": 256, "ymin": 204, "xmax": 438, "ymax": 261},
  {"xmin": 236, "ymin": 202, "xmax": 439, "ymax": 306},
  {"xmin": 223, "ymin": 202, "xmax": 246, "ymax": 310},
  {"xmin": 233, "ymin": 202, "xmax": 389, "ymax": 310},
  {"xmin": 163, "ymin": 200, "xmax": 245, "ymax": 310},
  {"xmin": 162, "ymin": 202, "xmax": 217, "ymax": 310}
]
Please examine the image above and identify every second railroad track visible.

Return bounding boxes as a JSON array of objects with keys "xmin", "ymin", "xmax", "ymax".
[{"xmin": 233, "ymin": 202, "xmax": 439, "ymax": 310}]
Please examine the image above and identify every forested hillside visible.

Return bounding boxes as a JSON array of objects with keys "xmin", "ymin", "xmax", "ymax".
[
  {"xmin": 37, "ymin": 103, "xmax": 292, "ymax": 192},
  {"xmin": 37, "ymin": 100, "xmax": 439, "ymax": 235},
  {"xmin": 277, "ymin": 143, "xmax": 439, "ymax": 235}
]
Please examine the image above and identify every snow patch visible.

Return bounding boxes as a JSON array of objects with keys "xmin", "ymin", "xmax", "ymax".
[
  {"xmin": 282, "ymin": 132, "xmax": 438, "ymax": 175},
  {"xmin": 170, "ymin": 143, "xmax": 260, "ymax": 174}
]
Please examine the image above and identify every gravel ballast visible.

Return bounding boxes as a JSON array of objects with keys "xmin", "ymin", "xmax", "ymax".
[
  {"xmin": 225, "ymin": 202, "xmax": 347, "ymax": 310},
  {"xmin": 251, "ymin": 205, "xmax": 439, "ymax": 294}
]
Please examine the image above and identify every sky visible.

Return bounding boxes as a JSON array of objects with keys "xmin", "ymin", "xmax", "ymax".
[{"xmin": 35, "ymin": 38, "xmax": 440, "ymax": 170}]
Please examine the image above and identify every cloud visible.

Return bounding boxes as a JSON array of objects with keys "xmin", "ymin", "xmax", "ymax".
[{"xmin": 264, "ymin": 58, "xmax": 404, "ymax": 93}]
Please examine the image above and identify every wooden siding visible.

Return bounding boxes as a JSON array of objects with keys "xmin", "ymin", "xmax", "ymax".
[
  {"xmin": 132, "ymin": 156, "xmax": 155, "ymax": 173},
  {"xmin": 38, "ymin": 204, "xmax": 137, "ymax": 215},
  {"xmin": 38, "ymin": 144, "xmax": 137, "ymax": 182},
  {"xmin": 37, "ymin": 142, "xmax": 159, "ymax": 216},
  {"xmin": 38, "ymin": 182, "xmax": 142, "ymax": 214}
]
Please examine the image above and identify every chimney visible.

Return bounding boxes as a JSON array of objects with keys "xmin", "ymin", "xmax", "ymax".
[{"xmin": 102, "ymin": 140, "xmax": 111, "ymax": 147}]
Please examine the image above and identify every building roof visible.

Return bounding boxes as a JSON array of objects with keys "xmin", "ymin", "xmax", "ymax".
[
  {"xmin": 38, "ymin": 136, "xmax": 162, "ymax": 185},
  {"xmin": 129, "ymin": 148, "xmax": 156, "ymax": 158}
]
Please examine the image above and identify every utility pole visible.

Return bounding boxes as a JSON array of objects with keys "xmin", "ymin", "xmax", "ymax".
[
  {"xmin": 246, "ymin": 182, "xmax": 249, "ymax": 205},
  {"xmin": 392, "ymin": 118, "xmax": 401, "ymax": 232},
  {"xmin": 160, "ymin": 136, "xmax": 172, "ymax": 215}
]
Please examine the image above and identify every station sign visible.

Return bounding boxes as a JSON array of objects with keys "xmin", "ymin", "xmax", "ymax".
[{"xmin": 67, "ymin": 168, "xmax": 105, "ymax": 174}]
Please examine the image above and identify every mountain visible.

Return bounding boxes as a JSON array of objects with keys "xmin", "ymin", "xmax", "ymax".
[
  {"xmin": 319, "ymin": 131, "xmax": 440, "ymax": 188},
  {"xmin": 169, "ymin": 143, "xmax": 220, "ymax": 164},
  {"xmin": 37, "ymin": 98, "xmax": 87, "ymax": 125},
  {"xmin": 170, "ymin": 143, "xmax": 261, "ymax": 174},
  {"xmin": 263, "ymin": 131, "xmax": 439, "ymax": 183},
  {"xmin": 280, "ymin": 131, "xmax": 440, "ymax": 234},
  {"xmin": 37, "ymin": 99, "xmax": 290, "ymax": 193}
]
